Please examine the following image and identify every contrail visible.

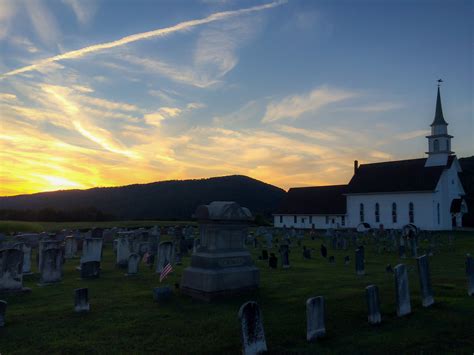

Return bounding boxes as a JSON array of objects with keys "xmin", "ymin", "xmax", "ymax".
[{"xmin": 1, "ymin": 1, "xmax": 285, "ymax": 78}]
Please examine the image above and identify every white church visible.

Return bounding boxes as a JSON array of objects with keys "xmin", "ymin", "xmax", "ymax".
[{"xmin": 273, "ymin": 84, "xmax": 468, "ymax": 231}]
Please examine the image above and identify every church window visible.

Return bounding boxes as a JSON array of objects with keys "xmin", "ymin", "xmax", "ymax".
[
  {"xmin": 325, "ymin": 216, "xmax": 329, "ymax": 224},
  {"xmin": 302, "ymin": 217, "xmax": 305, "ymax": 223},
  {"xmin": 279, "ymin": 216, "xmax": 283, "ymax": 223},
  {"xmin": 433, "ymin": 139, "xmax": 439, "ymax": 152},
  {"xmin": 341, "ymin": 216, "xmax": 345, "ymax": 226},
  {"xmin": 437, "ymin": 203, "xmax": 440, "ymax": 224},
  {"xmin": 409, "ymin": 202, "xmax": 414, "ymax": 223},
  {"xmin": 360, "ymin": 203, "xmax": 365, "ymax": 222},
  {"xmin": 392, "ymin": 203, "xmax": 397, "ymax": 223},
  {"xmin": 294, "ymin": 216, "xmax": 297, "ymax": 223},
  {"xmin": 375, "ymin": 203, "xmax": 380, "ymax": 223},
  {"xmin": 447, "ymin": 140, "xmax": 450, "ymax": 151},
  {"xmin": 309, "ymin": 216, "xmax": 313, "ymax": 223}
]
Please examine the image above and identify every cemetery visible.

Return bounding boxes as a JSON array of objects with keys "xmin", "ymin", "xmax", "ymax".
[{"xmin": 0, "ymin": 209, "xmax": 473, "ymax": 354}]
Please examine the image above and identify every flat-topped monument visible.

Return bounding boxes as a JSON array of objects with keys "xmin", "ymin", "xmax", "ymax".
[{"xmin": 180, "ymin": 201, "xmax": 260, "ymax": 300}]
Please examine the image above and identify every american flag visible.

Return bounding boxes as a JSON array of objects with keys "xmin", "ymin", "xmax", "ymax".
[{"xmin": 160, "ymin": 262, "xmax": 173, "ymax": 282}]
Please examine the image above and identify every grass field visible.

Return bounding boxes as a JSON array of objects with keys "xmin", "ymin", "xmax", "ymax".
[
  {"xmin": 1, "ymin": 229, "xmax": 473, "ymax": 354},
  {"xmin": 0, "ymin": 220, "xmax": 195, "ymax": 234}
]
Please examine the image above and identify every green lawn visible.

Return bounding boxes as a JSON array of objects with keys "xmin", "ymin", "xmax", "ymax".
[{"xmin": 1, "ymin": 230, "xmax": 473, "ymax": 354}]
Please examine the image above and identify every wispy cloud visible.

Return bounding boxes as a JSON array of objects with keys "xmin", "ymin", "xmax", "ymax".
[
  {"xmin": 62, "ymin": 0, "xmax": 98, "ymax": 26},
  {"xmin": 1, "ymin": 0, "xmax": 285, "ymax": 78},
  {"xmin": 0, "ymin": 0, "xmax": 17, "ymax": 40},
  {"xmin": 262, "ymin": 85, "xmax": 356, "ymax": 122},
  {"xmin": 334, "ymin": 101, "xmax": 404, "ymax": 113},
  {"xmin": 393, "ymin": 129, "xmax": 429, "ymax": 141},
  {"xmin": 24, "ymin": 0, "xmax": 61, "ymax": 48}
]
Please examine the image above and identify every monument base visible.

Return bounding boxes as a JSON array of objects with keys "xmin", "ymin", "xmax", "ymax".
[
  {"xmin": 181, "ymin": 285, "xmax": 258, "ymax": 301},
  {"xmin": 181, "ymin": 266, "xmax": 259, "ymax": 301}
]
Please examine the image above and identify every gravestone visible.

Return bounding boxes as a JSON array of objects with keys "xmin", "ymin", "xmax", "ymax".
[
  {"xmin": 280, "ymin": 245, "xmax": 290, "ymax": 268},
  {"xmin": 417, "ymin": 255, "xmax": 434, "ymax": 307},
  {"xmin": 238, "ymin": 301, "xmax": 267, "ymax": 355},
  {"xmin": 410, "ymin": 238, "xmax": 418, "ymax": 258},
  {"xmin": 355, "ymin": 248, "xmax": 365, "ymax": 275},
  {"xmin": 193, "ymin": 238, "xmax": 200, "ymax": 253},
  {"xmin": 38, "ymin": 240, "xmax": 61, "ymax": 268},
  {"xmin": 320, "ymin": 244, "xmax": 327, "ymax": 258},
  {"xmin": 81, "ymin": 238, "xmax": 103, "ymax": 263},
  {"xmin": 344, "ymin": 256, "xmax": 350, "ymax": 265},
  {"xmin": 181, "ymin": 202, "xmax": 259, "ymax": 300},
  {"xmin": 127, "ymin": 253, "xmax": 140, "ymax": 275},
  {"xmin": 268, "ymin": 254, "xmax": 277, "ymax": 269},
  {"xmin": 328, "ymin": 256, "xmax": 335, "ymax": 264},
  {"xmin": 264, "ymin": 233, "xmax": 273, "ymax": 249},
  {"xmin": 116, "ymin": 238, "xmax": 131, "ymax": 267},
  {"xmin": 394, "ymin": 264, "xmax": 411, "ymax": 317},
  {"xmin": 0, "ymin": 249, "xmax": 29, "ymax": 293},
  {"xmin": 64, "ymin": 236, "xmax": 78, "ymax": 259},
  {"xmin": 156, "ymin": 241, "xmax": 175, "ymax": 273},
  {"xmin": 303, "ymin": 246, "xmax": 311, "ymax": 260},
  {"xmin": 80, "ymin": 261, "xmax": 100, "ymax": 279},
  {"xmin": 0, "ymin": 300, "xmax": 6, "ymax": 327},
  {"xmin": 253, "ymin": 236, "xmax": 258, "ymax": 249},
  {"xmin": 467, "ymin": 254, "xmax": 474, "ymax": 296},
  {"xmin": 74, "ymin": 288, "xmax": 90, "ymax": 312},
  {"xmin": 39, "ymin": 247, "xmax": 63, "ymax": 284},
  {"xmin": 306, "ymin": 296, "xmax": 326, "ymax": 341},
  {"xmin": 386, "ymin": 264, "xmax": 393, "ymax": 273},
  {"xmin": 153, "ymin": 286, "xmax": 172, "ymax": 303},
  {"xmin": 366, "ymin": 285, "xmax": 381, "ymax": 324},
  {"xmin": 21, "ymin": 244, "xmax": 32, "ymax": 274}
]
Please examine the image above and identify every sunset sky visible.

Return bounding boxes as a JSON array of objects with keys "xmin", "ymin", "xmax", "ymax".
[{"xmin": 0, "ymin": 0, "xmax": 472, "ymax": 196}]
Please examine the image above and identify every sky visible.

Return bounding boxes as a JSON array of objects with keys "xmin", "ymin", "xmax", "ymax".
[{"xmin": 0, "ymin": 0, "xmax": 472, "ymax": 196}]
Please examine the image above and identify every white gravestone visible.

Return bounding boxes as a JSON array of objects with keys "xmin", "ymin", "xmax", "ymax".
[
  {"xmin": 394, "ymin": 264, "xmax": 411, "ymax": 317},
  {"xmin": 306, "ymin": 296, "xmax": 326, "ymax": 341},
  {"xmin": 238, "ymin": 301, "xmax": 267, "ymax": 355}
]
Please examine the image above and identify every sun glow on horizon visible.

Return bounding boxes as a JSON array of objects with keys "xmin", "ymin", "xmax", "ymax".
[{"xmin": 0, "ymin": 1, "xmax": 471, "ymax": 198}]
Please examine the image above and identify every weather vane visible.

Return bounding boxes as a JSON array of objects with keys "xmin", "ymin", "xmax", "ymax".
[{"xmin": 437, "ymin": 78, "xmax": 443, "ymax": 87}]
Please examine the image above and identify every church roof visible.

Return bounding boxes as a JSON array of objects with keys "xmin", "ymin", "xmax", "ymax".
[
  {"xmin": 274, "ymin": 185, "xmax": 347, "ymax": 215},
  {"xmin": 431, "ymin": 86, "xmax": 448, "ymax": 126},
  {"xmin": 346, "ymin": 156, "xmax": 455, "ymax": 194}
]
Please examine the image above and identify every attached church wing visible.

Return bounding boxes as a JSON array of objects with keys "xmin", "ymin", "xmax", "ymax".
[{"xmin": 274, "ymin": 185, "xmax": 347, "ymax": 215}]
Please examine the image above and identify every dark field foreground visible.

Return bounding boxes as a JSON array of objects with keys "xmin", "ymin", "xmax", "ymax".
[{"xmin": 1, "ymin": 230, "xmax": 473, "ymax": 354}]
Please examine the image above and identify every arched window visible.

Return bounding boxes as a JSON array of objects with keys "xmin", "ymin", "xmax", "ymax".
[
  {"xmin": 392, "ymin": 202, "xmax": 397, "ymax": 223},
  {"xmin": 447, "ymin": 140, "xmax": 450, "ymax": 151},
  {"xmin": 437, "ymin": 203, "xmax": 440, "ymax": 224},
  {"xmin": 409, "ymin": 202, "xmax": 414, "ymax": 223},
  {"xmin": 360, "ymin": 203, "xmax": 365, "ymax": 222},
  {"xmin": 375, "ymin": 203, "xmax": 380, "ymax": 223},
  {"xmin": 434, "ymin": 139, "xmax": 439, "ymax": 152},
  {"xmin": 294, "ymin": 216, "xmax": 297, "ymax": 224}
]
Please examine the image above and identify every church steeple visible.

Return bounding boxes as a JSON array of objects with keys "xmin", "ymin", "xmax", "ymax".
[
  {"xmin": 431, "ymin": 85, "xmax": 448, "ymax": 126},
  {"xmin": 425, "ymin": 80, "xmax": 453, "ymax": 167}
]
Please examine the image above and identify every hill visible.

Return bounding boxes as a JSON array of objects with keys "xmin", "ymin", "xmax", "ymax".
[{"xmin": 0, "ymin": 175, "xmax": 286, "ymax": 221}]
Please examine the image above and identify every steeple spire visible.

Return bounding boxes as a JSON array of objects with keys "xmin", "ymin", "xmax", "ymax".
[
  {"xmin": 425, "ymin": 79, "xmax": 453, "ymax": 167},
  {"xmin": 431, "ymin": 79, "xmax": 448, "ymax": 126}
]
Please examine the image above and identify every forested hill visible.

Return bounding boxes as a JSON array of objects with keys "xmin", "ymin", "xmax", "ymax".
[{"xmin": 0, "ymin": 175, "xmax": 286, "ymax": 221}]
